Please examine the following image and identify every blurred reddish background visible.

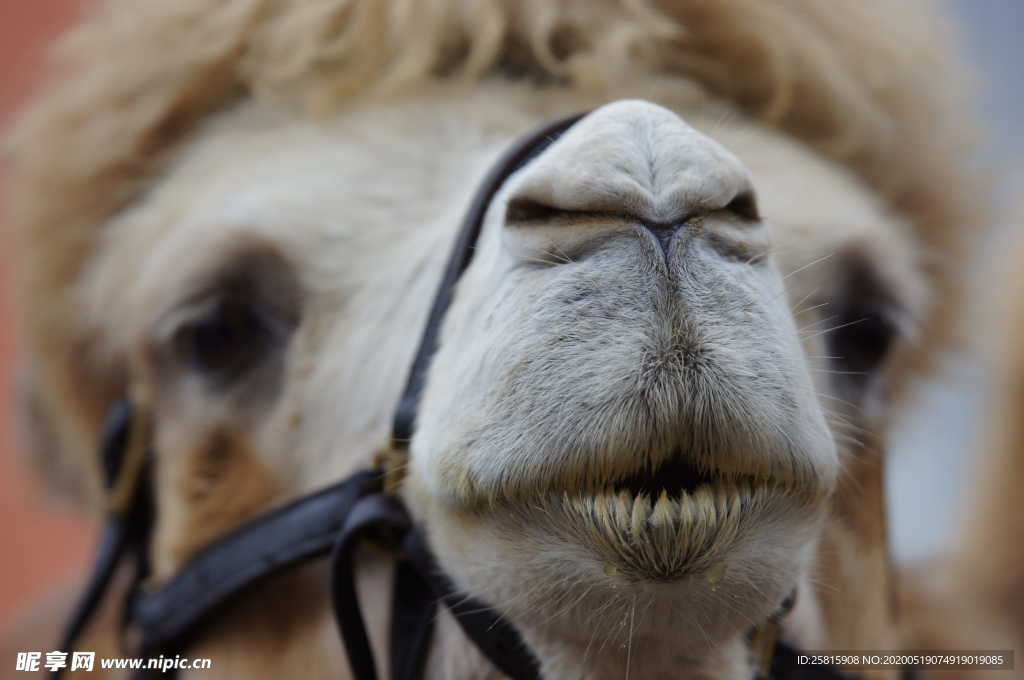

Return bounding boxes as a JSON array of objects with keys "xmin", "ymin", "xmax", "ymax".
[{"xmin": 0, "ymin": 1, "xmax": 93, "ymax": 632}]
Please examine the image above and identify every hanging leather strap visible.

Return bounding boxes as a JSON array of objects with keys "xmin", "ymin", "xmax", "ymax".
[
  {"xmin": 389, "ymin": 556, "xmax": 437, "ymax": 680},
  {"xmin": 330, "ymin": 494, "xmax": 412, "ymax": 680},
  {"xmin": 328, "ymin": 493, "xmax": 542, "ymax": 680},
  {"xmin": 390, "ymin": 112, "xmax": 587, "ymax": 445},
  {"xmin": 400, "ymin": 528, "xmax": 542, "ymax": 680}
]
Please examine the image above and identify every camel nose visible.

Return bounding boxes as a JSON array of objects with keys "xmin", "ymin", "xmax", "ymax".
[{"xmin": 501, "ymin": 100, "xmax": 760, "ymax": 263}]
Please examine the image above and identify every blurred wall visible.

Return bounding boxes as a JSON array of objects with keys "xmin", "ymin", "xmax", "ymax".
[
  {"xmin": 887, "ymin": 0, "xmax": 1024, "ymax": 563},
  {"xmin": 0, "ymin": 1, "xmax": 92, "ymax": 631},
  {"xmin": 948, "ymin": 0, "xmax": 1024, "ymax": 162}
]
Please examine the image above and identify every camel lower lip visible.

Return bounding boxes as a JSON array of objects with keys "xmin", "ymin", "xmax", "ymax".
[{"xmin": 561, "ymin": 481, "xmax": 777, "ymax": 582}]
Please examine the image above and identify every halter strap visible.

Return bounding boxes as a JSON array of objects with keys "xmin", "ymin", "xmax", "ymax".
[
  {"xmin": 330, "ymin": 496, "xmax": 541, "ymax": 680},
  {"xmin": 390, "ymin": 112, "xmax": 586, "ymax": 445},
  {"xmin": 131, "ymin": 469, "xmax": 381, "ymax": 655},
  {"xmin": 399, "ymin": 527, "xmax": 542, "ymax": 680}
]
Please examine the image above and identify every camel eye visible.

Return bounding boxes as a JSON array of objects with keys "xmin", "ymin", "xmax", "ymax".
[
  {"xmin": 827, "ymin": 303, "xmax": 899, "ymax": 396},
  {"xmin": 824, "ymin": 250, "xmax": 903, "ymax": 405},
  {"xmin": 172, "ymin": 295, "xmax": 285, "ymax": 385},
  {"xmin": 163, "ymin": 245, "xmax": 302, "ymax": 389}
]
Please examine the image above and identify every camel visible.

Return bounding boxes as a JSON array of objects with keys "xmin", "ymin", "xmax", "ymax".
[{"xmin": 2, "ymin": 0, "xmax": 1014, "ymax": 678}]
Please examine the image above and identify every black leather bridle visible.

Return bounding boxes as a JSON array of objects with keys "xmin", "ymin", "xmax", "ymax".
[{"xmin": 55, "ymin": 112, "xmax": 904, "ymax": 680}]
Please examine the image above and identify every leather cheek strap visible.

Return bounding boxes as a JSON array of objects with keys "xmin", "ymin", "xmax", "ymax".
[
  {"xmin": 389, "ymin": 112, "xmax": 588, "ymax": 446},
  {"xmin": 129, "ymin": 469, "xmax": 382, "ymax": 657}
]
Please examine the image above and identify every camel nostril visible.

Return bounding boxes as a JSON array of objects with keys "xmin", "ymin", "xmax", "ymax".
[
  {"xmin": 725, "ymin": 190, "xmax": 760, "ymax": 221},
  {"xmin": 642, "ymin": 222, "xmax": 686, "ymax": 263},
  {"xmin": 505, "ymin": 198, "xmax": 563, "ymax": 224}
]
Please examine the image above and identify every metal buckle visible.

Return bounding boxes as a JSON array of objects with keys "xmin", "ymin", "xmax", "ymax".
[{"xmin": 373, "ymin": 442, "xmax": 408, "ymax": 496}]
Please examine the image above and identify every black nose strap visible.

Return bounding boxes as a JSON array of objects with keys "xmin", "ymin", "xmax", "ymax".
[{"xmin": 391, "ymin": 112, "xmax": 587, "ymax": 444}]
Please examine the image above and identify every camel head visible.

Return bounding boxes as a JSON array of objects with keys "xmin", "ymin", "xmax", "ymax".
[{"xmin": 5, "ymin": 1, "xmax": 981, "ymax": 678}]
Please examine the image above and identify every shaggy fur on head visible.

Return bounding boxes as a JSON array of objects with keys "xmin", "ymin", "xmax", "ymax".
[{"xmin": 6, "ymin": 0, "xmax": 982, "ymax": 506}]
